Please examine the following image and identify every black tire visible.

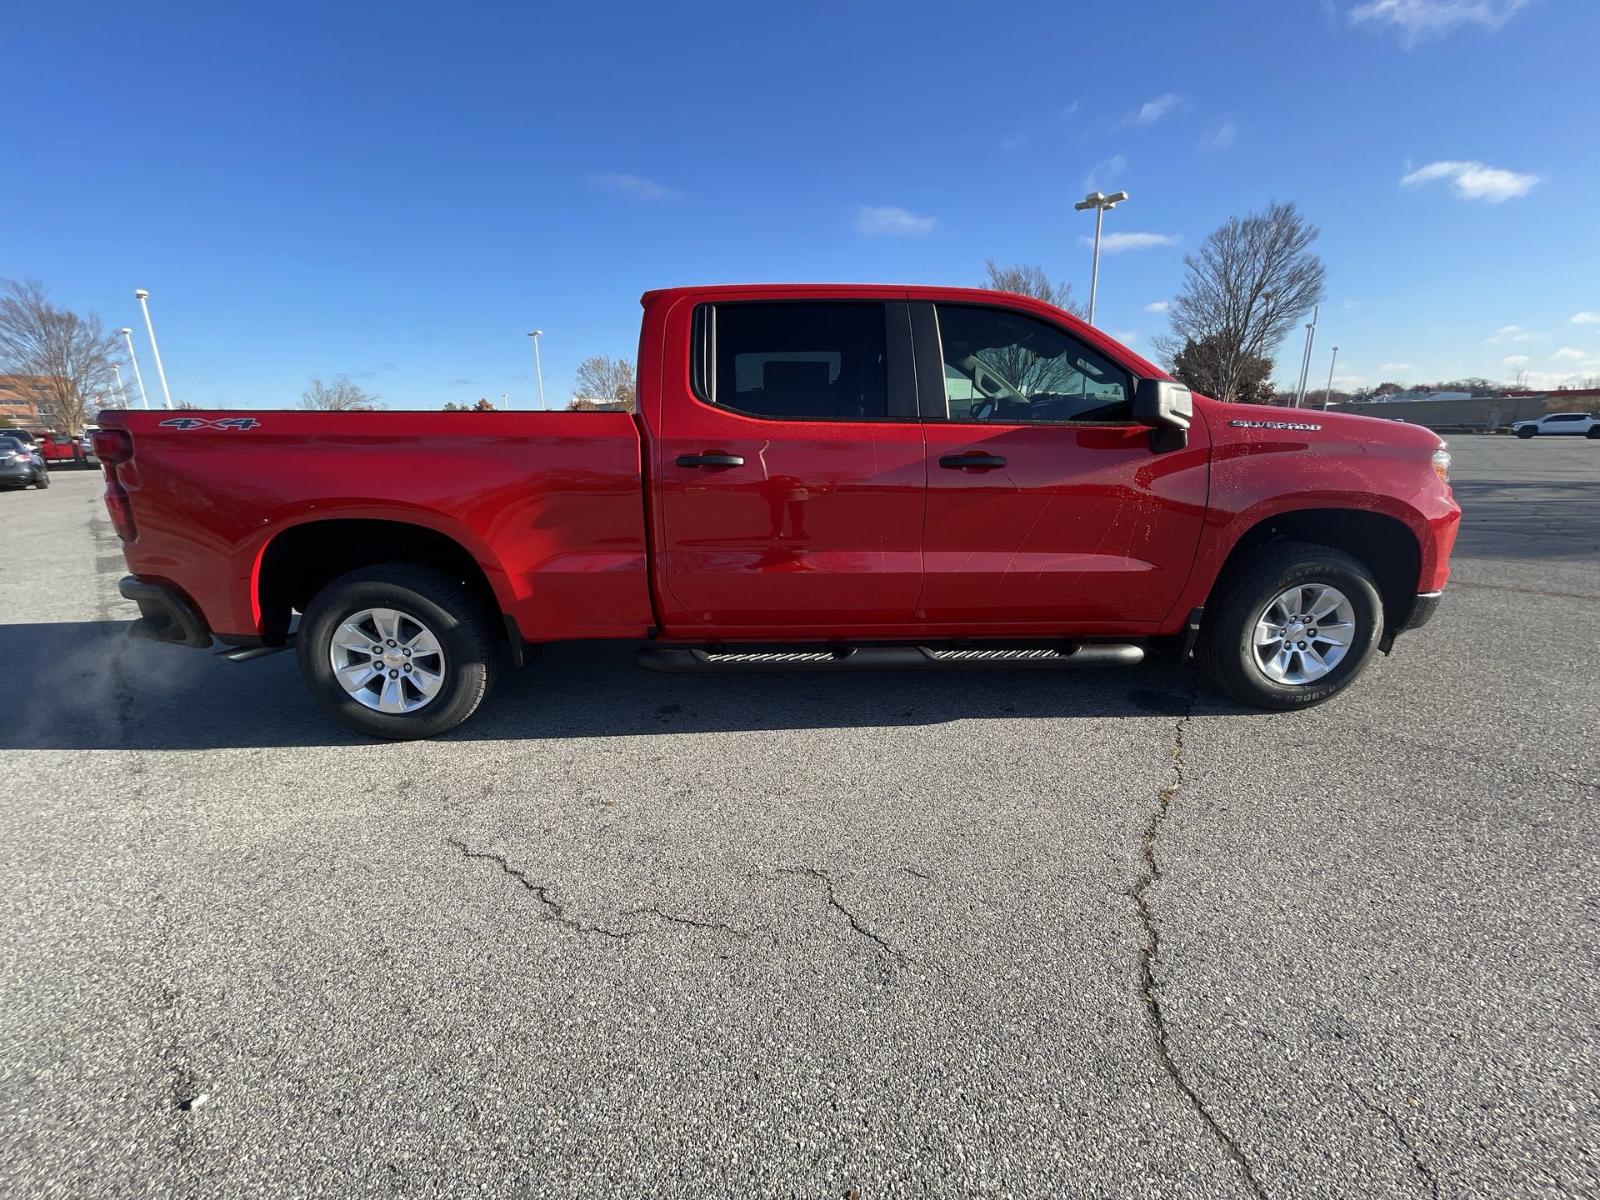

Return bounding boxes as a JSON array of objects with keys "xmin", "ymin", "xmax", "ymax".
[
  {"xmin": 1195, "ymin": 541, "xmax": 1383, "ymax": 711},
  {"xmin": 34, "ymin": 471, "xmax": 50, "ymax": 489},
  {"xmin": 1586, "ymin": 426, "xmax": 1600, "ymax": 440},
  {"xmin": 297, "ymin": 563, "xmax": 497, "ymax": 739},
  {"xmin": 1516, "ymin": 427, "xmax": 1535, "ymax": 439}
]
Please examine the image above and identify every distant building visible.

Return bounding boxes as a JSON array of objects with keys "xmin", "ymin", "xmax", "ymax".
[
  {"xmin": 0, "ymin": 374, "xmax": 57, "ymax": 427},
  {"xmin": 1370, "ymin": 389, "xmax": 1474, "ymax": 404}
]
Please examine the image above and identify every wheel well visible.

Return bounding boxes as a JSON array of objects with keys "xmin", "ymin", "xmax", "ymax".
[
  {"xmin": 257, "ymin": 519, "xmax": 502, "ymax": 645},
  {"xmin": 1217, "ymin": 508, "xmax": 1422, "ymax": 631}
]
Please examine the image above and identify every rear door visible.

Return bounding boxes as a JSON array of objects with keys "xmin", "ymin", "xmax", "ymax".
[
  {"xmin": 913, "ymin": 300, "xmax": 1209, "ymax": 627},
  {"xmin": 650, "ymin": 294, "xmax": 926, "ymax": 631}
]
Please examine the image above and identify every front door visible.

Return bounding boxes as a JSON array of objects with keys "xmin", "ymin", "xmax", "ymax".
[
  {"xmin": 652, "ymin": 297, "xmax": 926, "ymax": 631},
  {"xmin": 915, "ymin": 301, "xmax": 1210, "ymax": 627}
]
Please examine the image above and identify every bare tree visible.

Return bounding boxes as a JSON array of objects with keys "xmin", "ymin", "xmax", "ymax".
[
  {"xmin": 982, "ymin": 260, "xmax": 1085, "ymax": 317},
  {"xmin": 0, "ymin": 279, "xmax": 123, "ymax": 433},
  {"xmin": 301, "ymin": 375, "xmax": 382, "ymax": 411},
  {"xmin": 571, "ymin": 356, "xmax": 636, "ymax": 411},
  {"xmin": 1154, "ymin": 201, "xmax": 1325, "ymax": 403},
  {"xmin": 1170, "ymin": 334, "xmax": 1275, "ymax": 404}
]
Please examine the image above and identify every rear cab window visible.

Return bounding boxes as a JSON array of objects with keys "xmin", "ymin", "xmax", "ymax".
[{"xmin": 692, "ymin": 301, "xmax": 891, "ymax": 421}]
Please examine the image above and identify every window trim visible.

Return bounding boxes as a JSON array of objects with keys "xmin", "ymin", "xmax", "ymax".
[
  {"xmin": 918, "ymin": 299, "xmax": 1143, "ymax": 427},
  {"xmin": 688, "ymin": 300, "xmax": 918, "ymax": 424}
]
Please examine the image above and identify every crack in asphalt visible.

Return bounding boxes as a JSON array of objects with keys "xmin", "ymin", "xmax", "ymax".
[
  {"xmin": 779, "ymin": 867, "xmax": 910, "ymax": 967},
  {"xmin": 624, "ymin": 904, "xmax": 752, "ymax": 939},
  {"xmin": 1346, "ymin": 1081, "xmax": 1441, "ymax": 1200},
  {"xmin": 444, "ymin": 839, "xmax": 637, "ymax": 939},
  {"xmin": 1132, "ymin": 694, "xmax": 1268, "ymax": 1200}
]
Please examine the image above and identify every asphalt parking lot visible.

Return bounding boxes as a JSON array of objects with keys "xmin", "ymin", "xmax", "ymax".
[{"xmin": 1, "ymin": 438, "xmax": 1596, "ymax": 1199}]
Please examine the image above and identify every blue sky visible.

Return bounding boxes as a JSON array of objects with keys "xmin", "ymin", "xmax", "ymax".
[{"xmin": 6, "ymin": 0, "xmax": 1598, "ymax": 408}]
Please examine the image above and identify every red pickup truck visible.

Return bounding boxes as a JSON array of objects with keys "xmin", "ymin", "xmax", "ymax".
[{"xmin": 95, "ymin": 284, "xmax": 1459, "ymax": 738}]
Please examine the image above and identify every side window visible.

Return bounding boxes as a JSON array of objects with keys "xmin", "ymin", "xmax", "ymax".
[
  {"xmin": 698, "ymin": 302, "xmax": 888, "ymax": 420},
  {"xmin": 934, "ymin": 303, "xmax": 1132, "ymax": 423}
]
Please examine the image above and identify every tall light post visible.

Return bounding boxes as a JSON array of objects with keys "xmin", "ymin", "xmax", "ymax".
[
  {"xmin": 113, "ymin": 364, "xmax": 129, "ymax": 407},
  {"xmin": 1293, "ymin": 304, "xmax": 1319, "ymax": 408},
  {"xmin": 1073, "ymin": 190, "xmax": 1129, "ymax": 326},
  {"xmin": 134, "ymin": 289, "xmax": 174, "ymax": 410},
  {"xmin": 528, "ymin": 330, "xmax": 546, "ymax": 410},
  {"xmin": 1321, "ymin": 345, "xmax": 1340, "ymax": 409},
  {"xmin": 120, "ymin": 328, "xmax": 150, "ymax": 409}
]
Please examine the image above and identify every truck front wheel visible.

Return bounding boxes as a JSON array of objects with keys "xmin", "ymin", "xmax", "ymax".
[
  {"xmin": 297, "ymin": 564, "xmax": 496, "ymax": 739},
  {"xmin": 1195, "ymin": 542, "xmax": 1383, "ymax": 710}
]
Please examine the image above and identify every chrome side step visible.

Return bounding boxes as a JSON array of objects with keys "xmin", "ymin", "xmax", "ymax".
[{"xmin": 636, "ymin": 643, "xmax": 1144, "ymax": 674}]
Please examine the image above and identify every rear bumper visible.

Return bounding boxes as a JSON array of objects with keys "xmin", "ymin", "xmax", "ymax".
[{"xmin": 119, "ymin": 576, "xmax": 212, "ymax": 648}]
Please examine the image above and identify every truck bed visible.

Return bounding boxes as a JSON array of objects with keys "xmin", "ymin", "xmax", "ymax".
[{"xmin": 97, "ymin": 409, "xmax": 654, "ymax": 643}]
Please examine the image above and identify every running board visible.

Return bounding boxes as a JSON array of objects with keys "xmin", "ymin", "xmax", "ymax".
[
  {"xmin": 636, "ymin": 643, "xmax": 1144, "ymax": 674},
  {"xmin": 216, "ymin": 638, "xmax": 294, "ymax": 663}
]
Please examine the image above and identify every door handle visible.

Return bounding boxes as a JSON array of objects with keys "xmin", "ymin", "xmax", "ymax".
[
  {"xmin": 939, "ymin": 453, "xmax": 1006, "ymax": 470},
  {"xmin": 676, "ymin": 453, "xmax": 745, "ymax": 468}
]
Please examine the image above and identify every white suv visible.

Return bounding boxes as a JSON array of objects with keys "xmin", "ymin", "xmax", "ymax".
[{"xmin": 1511, "ymin": 412, "xmax": 1600, "ymax": 439}]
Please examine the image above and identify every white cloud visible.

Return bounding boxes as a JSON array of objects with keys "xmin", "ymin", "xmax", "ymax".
[
  {"xmin": 1400, "ymin": 159, "xmax": 1538, "ymax": 202},
  {"xmin": 588, "ymin": 172, "xmax": 681, "ymax": 202},
  {"xmin": 1083, "ymin": 232, "xmax": 1180, "ymax": 254},
  {"xmin": 855, "ymin": 205, "xmax": 936, "ymax": 237},
  {"xmin": 1082, "ymin": 154, "xmax": 1127, "ymax": 192},
  {"xmin": 1552, "ymin": 347, "xmax": 1586, "ymax": 361},
  {"xmin": 1111, "ymin": 330, "xmax": 1139, "ymax": 344},
  {"xmin": 1350, "ymin": 0, "xmax": 1531, "ymax": 47},
  {"xmin": 1500, "ymin": 355, "xmax": 1530, "ymax": 366},
  {"xmin": 1144, "ymin": 301, "xmax": 1169, "ymax": 314},
  {"xmin": 1571, "ymin": 311, "xmax": 1600, "ymax": 325},
  {"xmin": 1332, "ymin": 374, "xmax": 1366, "ymax": 388},
  {"xmin": 1486, "ymin": 324, "xmax": 1543, "ymax": 344},
  {"xmin": 1341, "ymin": 299, "xmax": 1362, "ymax": 311},
  {"xmin": 1126, "ymin": 94, "xmax": 1185, "ymax": 126},
  {"xmin": 1377, "ymin": 362, "xmax": 1415, "ymax": 372},
  {"xmin": 1199, "ymin": 121, "xmax": 1237, "ymax": 151}
]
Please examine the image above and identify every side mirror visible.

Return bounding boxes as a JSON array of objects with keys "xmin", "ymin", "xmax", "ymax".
[{"xmin": 1133, "ymin": 378, "xmax": 1192, "ymax": 452}]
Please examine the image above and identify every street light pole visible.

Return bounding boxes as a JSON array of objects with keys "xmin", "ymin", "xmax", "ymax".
[
  {"xmin": 134, "ymin": 289, "xmax": 173, "ymax": 410},
  {"xmin": 1293, "ymin": 305, "xmax": 1319, "ymax": 408},
  {"xmin": 1073, "ymin": 190, "xmax": 1129, "ymax": 326},
  {"xmin": 1322, "ymin": 345, "xmax": 1340, "ymax": 409},
  {"xmin": 528, "ymin": 330, "xmax": 546, "ymax": 410},
  {"xmin": 120, "ymin": 328, "xmax": 150, "ymax": 409},
  {"xmin": 113, "ymin": 365, "xmax": 129, "ymax": 407}
]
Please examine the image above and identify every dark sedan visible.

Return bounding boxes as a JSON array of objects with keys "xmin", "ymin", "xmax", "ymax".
[{"xmin": 0, "ymin": 436, "xmax": 50, "ymax": 490}]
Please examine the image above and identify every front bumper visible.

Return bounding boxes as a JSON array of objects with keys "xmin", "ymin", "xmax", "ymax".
[
  {"xmin": 119, "ymin": 576, "xmax": 212, "ymax": 648},
  {"xmin": 1380, "ymin": 590, "xmax": 1441, "ymax": 653}
]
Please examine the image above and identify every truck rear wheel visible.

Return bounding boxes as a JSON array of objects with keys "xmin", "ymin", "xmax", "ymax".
[
  {"xmin": 297, "ymin": 564, "xmax": 496, "ymax": 739},
  {"xmin": 1195, "ymin": 541, "xmax": 1383, "ymax": 711}
]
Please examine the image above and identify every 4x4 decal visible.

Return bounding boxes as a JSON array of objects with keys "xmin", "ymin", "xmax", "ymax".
[{"xmin": 159, "ymin": 417, "xmax": 261, "ymax": 430}]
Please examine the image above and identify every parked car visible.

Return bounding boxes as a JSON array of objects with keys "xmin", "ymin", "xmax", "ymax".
[
  {"xmin": 0, "ymin": 435, "xmax": 49, "ymax": 490},
  {"xmin": 81, "ymin": 425, "xmax": 100, "ymax": 467},
  {"xmin": 29, "ymin": 430, "xmax": 90, "ymax": 467},
  {"xmin": 1511, "ymin": 412, "xmax": 1600, "ymax": 438},
  {"xmin": 95, "ymin": 283, "xmax": 1461, "ymax": 738}
]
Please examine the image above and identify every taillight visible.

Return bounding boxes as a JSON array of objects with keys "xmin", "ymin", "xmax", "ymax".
[
  {"xmin": 104, "ymin": 479, "xmax": 137, "ymax": 541},
  {"xmin": 91, "ymin": 428, "xmax": 132, "ymax": 464},
  {"xmin": 94, "ymin": 428, "xmax": 138, "ymax": 541}
]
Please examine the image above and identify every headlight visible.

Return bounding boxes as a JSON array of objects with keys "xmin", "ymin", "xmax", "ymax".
[{"xmin": 1431, "ymin": 447, "xmax": 1451, "ymax": 483}]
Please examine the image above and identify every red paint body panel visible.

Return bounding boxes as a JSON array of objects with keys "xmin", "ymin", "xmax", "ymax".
[
  {"xmin": 99, "ymin": 283, "xmax": 1460, "ymax": 650},
  {"xmin": 97, "ymin": 411, "xmax": 654, "ymax": 640}
]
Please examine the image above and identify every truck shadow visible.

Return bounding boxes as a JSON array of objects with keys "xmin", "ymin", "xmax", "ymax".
[{"xmin": 1, "ymin": 621, "xmax": 1217, "ymax": 751}]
